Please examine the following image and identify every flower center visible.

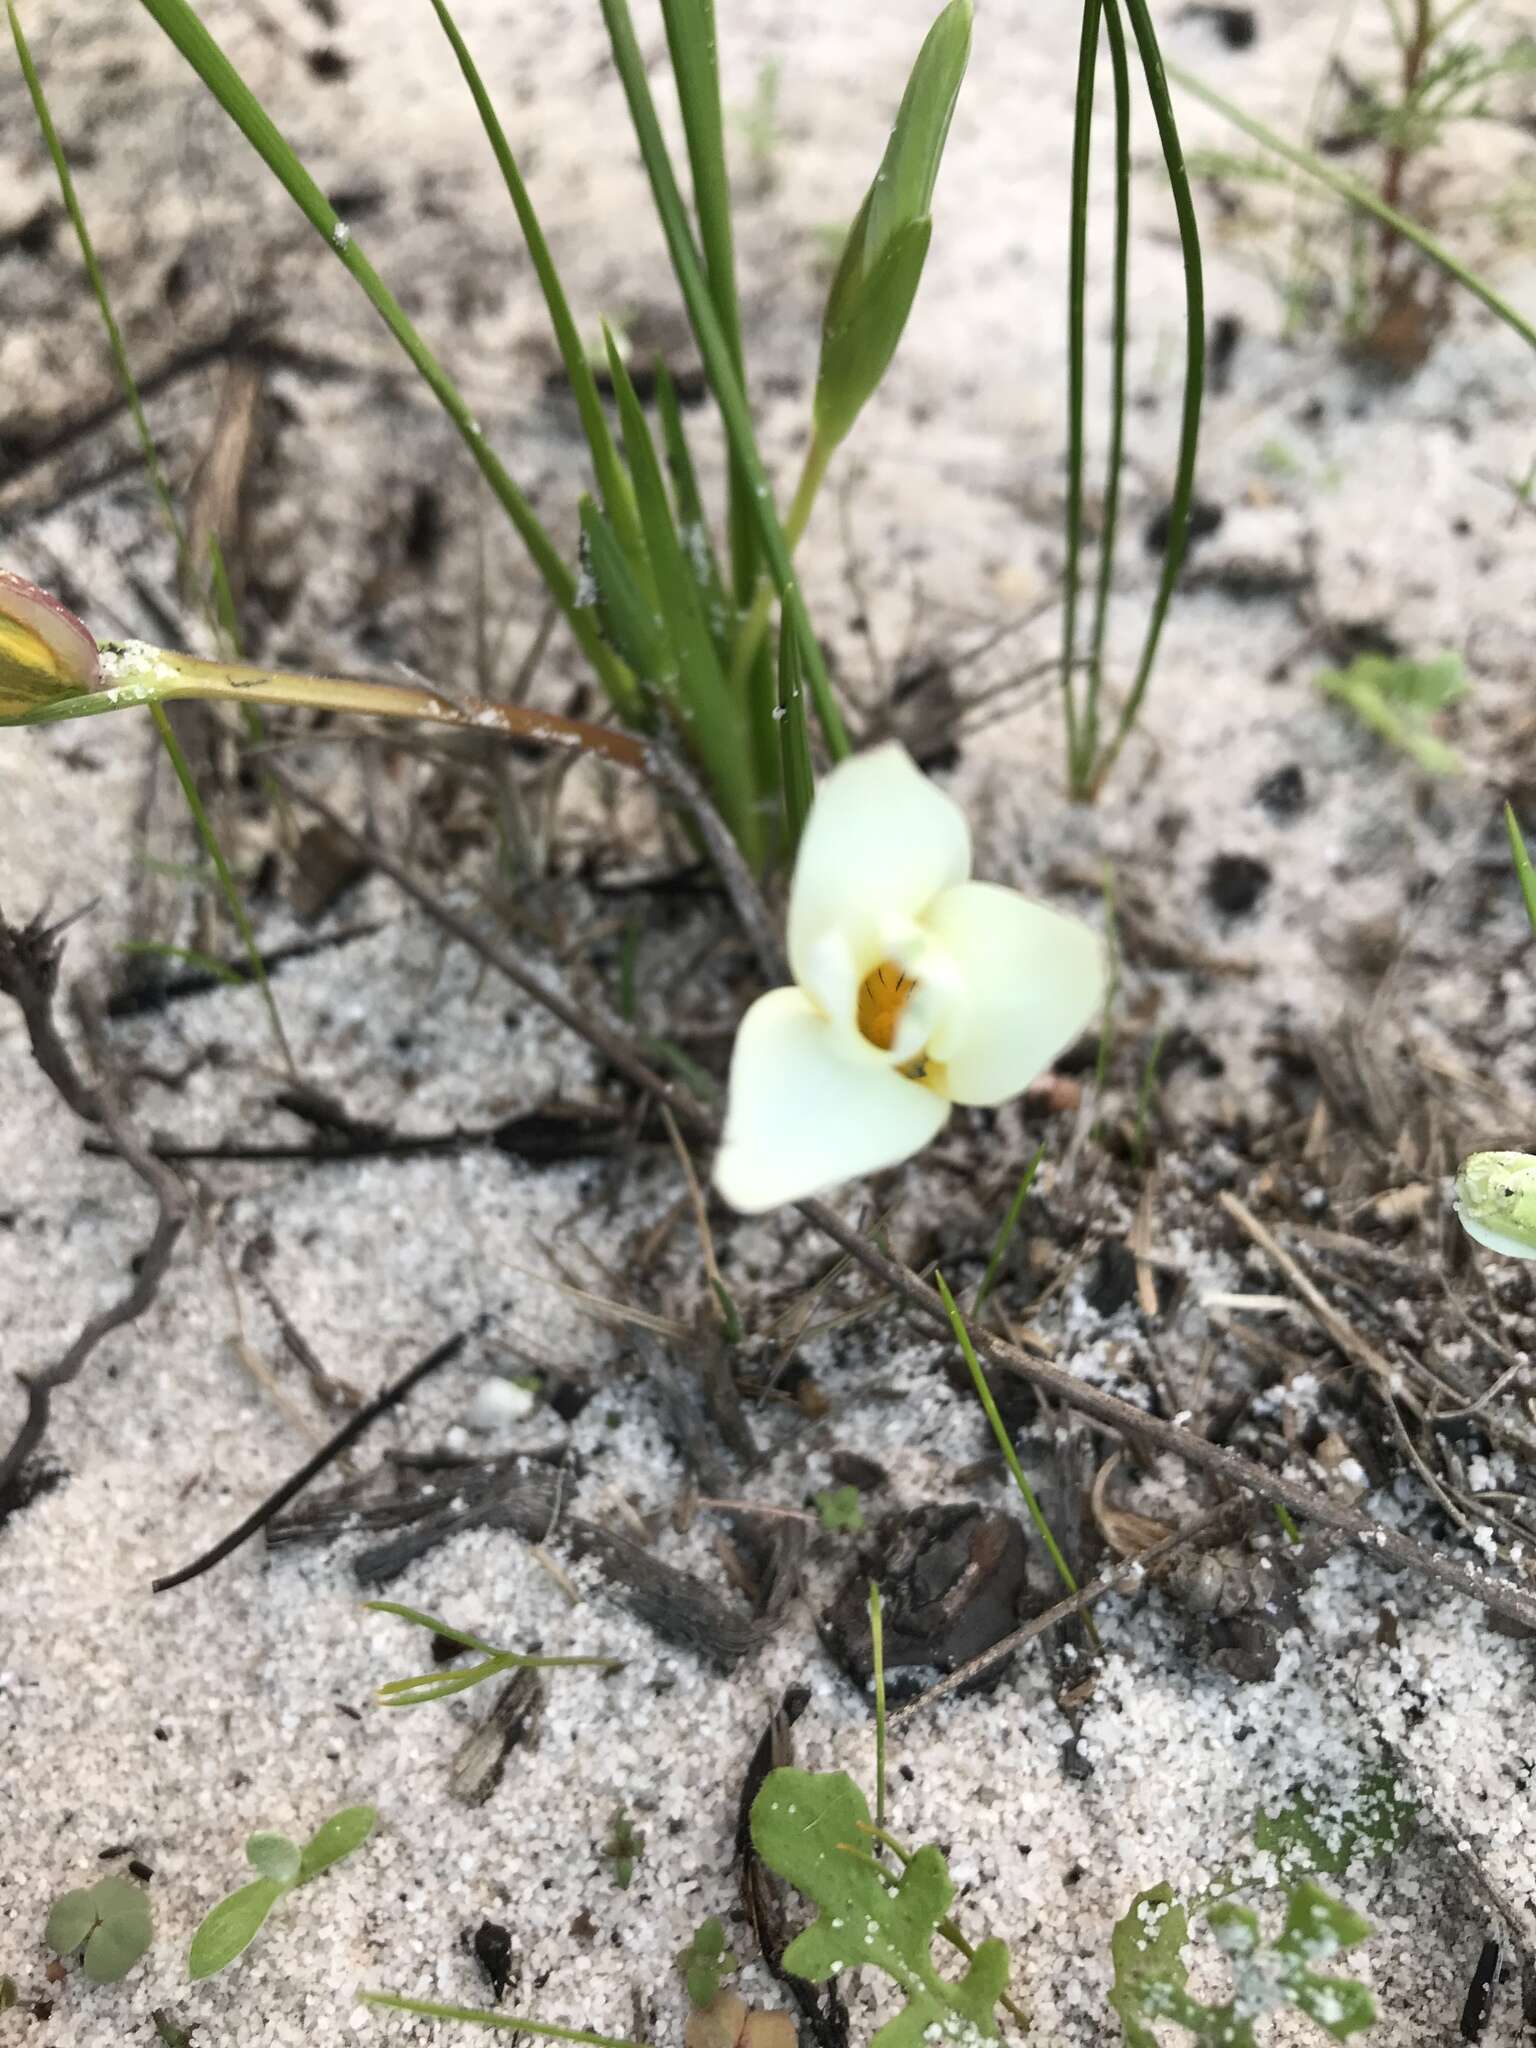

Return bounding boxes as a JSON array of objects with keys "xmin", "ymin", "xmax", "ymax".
[{"xmin": 857, "ymin": 960, "xmax": 919, "ymax": 1052}]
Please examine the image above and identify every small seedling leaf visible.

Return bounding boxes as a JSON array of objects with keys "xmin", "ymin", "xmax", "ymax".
[
  {"xmin": 82, "ymin": 1883, "xmax": 154, "ymax": 1985},
  {"xmin": 751, "ymin": 1768, "xmax": 1007, "ymax": 2048},
  {"xmin": 813, "ymin": 1485, "xmax": 864, "ymax": 1533},
  {"xmin": 187, "ymin": 1879, "xmax": 283, "ymax": 1980},
  {"xmin": 1109, "ymin": 1883, "xmax": 1190, "ymax": 2048},
  {"xmin": 1253, "ymin": 1768, "xmax": 1414, "ymax": 1886},
  {"xmin": 151, "ymin": 2013, "xmax": 196, "ymax": 2048},
  {"xmin": 298, "ymin": 1803, "xmax": 377, "ymax": 1883},
  {"xmin": 45, "ymin": 1887, "xmax": 101, "ymax": 1958},
  {"xmin": 245, "ymin": 1832, "xmax": 302, "ymax": 1886},
  {"xmin": 1315, "ymin": 651, "xmax": 1468, "ymax": 775}
]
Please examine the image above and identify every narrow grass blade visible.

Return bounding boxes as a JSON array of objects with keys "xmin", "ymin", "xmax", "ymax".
[
  {"xmin": 973, "ymin": 1141, "xmax": 1046, "ymax": 1316},
  {"xmin": 364, "ymin": 1600, "xmax": 502, "ymax": 1658},
  {"xmin": 11, "ymin": 0, "xmax": 297, "ymax": 1077},
  {"xmin": 1169, "ymin": 60, "xmax": 1536, "ymax": 357},
  {"xmin": 1506, "ymin": 802, "xmax": 1536, "ymax": 937},
  {"xmin": 1083, "ymin": 0, "xmax": 1132, "ymax": 774},
  {"xmin": 868, "ymin": 1580, "xmax": 887, "ymax": 1831},
  {"xmin": 10, "ymin": 0, "xmax": 185, "ymax": 572},
  {"xmin": 597, "ymin": 0, "xmax": 850, "ymax": 761},
  {"xmin": 150, "ymin": 704, "xmax": 298, "ymax": 1075},
  {"xmin": 658, "ymin": 0, "xmax": 758, "ymax": 611},
  {"xmin": 118, "ymin": 939, "xmax": 248, "ymax": 988},
  {"xmin": 578, "ymin": 497, "xmax": 670, "ymax": 684},
  {"xmin": 425, "ymin": 0, "xmax": 644, "ymax": 578},
  {"xmin": 1060, "ymin": 0, "xmax": 1102, "ymax": 786},
  {"xmin": 776, "ymin": 617, "xmax": 814, "ymax": 856},
  {"xmin": 654, "ymin": 363, "xmax": 731, "ymax": 666},
  {"xmin": 136, "ymin": 0, "xmax": 639, "ymax": 719},
  {"xmin": 1092, "ymin": 0, "xmax": 1205, "ymax": 797},
  {"xmin": 602, "ymin": 330, "xmax": 760, "ymax": 863},
  {"xmin": 935, "ymin": 1270, "xmax": 1097, "ymax": 1647},
  {"xmin": 361, "ymin": 1996, "xmax": 650, "ymax": 2046}
]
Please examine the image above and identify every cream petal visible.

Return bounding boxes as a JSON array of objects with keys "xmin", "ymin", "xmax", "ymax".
[
  {"xmin": 921, "ymin": 881, "xmax": 1104, "ymax": 1106},
  {"xmin": 712, "ymin": 987, "xmax": 950, "ymax": 1213},
  {"xmin": 787, "ymin": 743, "xmax": 971, "ymax": 991}
]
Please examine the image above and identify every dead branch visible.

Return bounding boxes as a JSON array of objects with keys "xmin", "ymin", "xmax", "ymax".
[{"xmin": 0, "ymin": 907, "xmax": 190, "ymax": 1518}]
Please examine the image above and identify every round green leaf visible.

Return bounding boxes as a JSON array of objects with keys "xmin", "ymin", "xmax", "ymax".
[
  {"xmin": 245, "ymin": 1832, "xmax": 302, "ymax": 1886},
  {"xmin": 82, "ymin": 1885, "xmax": 153, "ymax": 1985},
  {"xmin": 187, "ymin": 1878, "xmax": 282, "ymax": 1980},
  {"xmin": 44, "ymin": 1887, "xmax": 100, "ymax": 1957}
]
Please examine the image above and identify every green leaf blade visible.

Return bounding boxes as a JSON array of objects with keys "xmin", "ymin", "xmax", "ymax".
[
  {"xmin": 45, "ymin": 1888, "xmax": 101, "ymax": 1958},
  {"xmin": 81, "ymin": 1884, "xmax": 153, "ymax": 1985},
  {"xmin": 298, "ymin": 1803, "xmax": 378, "ymax": 1883},
  {"xmin": 187, "ymin": 1878, "xmax": 283, "ymax": 1981},
  {"xmin": 245, "ymin": 1832, "xmax": 302, "ymax": 1886}
]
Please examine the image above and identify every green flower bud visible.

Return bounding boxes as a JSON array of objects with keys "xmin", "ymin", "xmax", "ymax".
[
  {"xmin": 1454, "ymin": 1150, "xmax": 1536, "ymax": 1260},
  {"xmin": 813, "ymin": 0, "xmax": 971, "ymax": 452},
  {"xmin": 0, "ymin": 571, "xmax": 99, "ymax": 717}
]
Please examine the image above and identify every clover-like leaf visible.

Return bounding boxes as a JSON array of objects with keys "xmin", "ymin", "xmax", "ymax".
[
  {"xmin": 298, "ymin": 1803, "xmax": 377, "ymax": 1883},
  {"xmin": 187, "ymin": 1878, "xmax": 284, "ymax": 1981},
  {"xmin": 245, "ymin": 1832, "xmax": 302, "ymax": 1886},
  {"xmin": 750, "ymin": 1768, "xmax": 1007, "ymax": 2048},
  {"xmin": 45, "ymin": 1876, "xmax": 153, "ymax": 1985}
]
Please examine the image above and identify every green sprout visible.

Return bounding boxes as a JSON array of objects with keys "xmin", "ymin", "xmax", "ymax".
[
  {"xmin": 603, "ymin": 1807, "xmax": 645, "ymax": 1890},
  {"xmin": 366, "ymin": 1600, "xmax": 622, "ymax": 1706},
  {"xmin": 813, "ymin": 1484, "xmax": 865, "ymax": 1533},
  {"xmin": 187, "ymin": 1805, "xmax": 376, "ymax": 1980},
  {"xmin": 1315, "ymin": 650, "xmax": 1467, "ymax": 774},
  {"xmin": 677, "ymin": 1917, "xmax": 737, "ymax": 2010}
]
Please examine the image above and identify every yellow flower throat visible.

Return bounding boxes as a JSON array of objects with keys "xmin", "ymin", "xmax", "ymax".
[{"xmin": 857, "ymin": 960, "xmax": 918, "ymax": 1052}]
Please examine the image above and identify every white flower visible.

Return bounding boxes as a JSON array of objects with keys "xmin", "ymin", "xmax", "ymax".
[
  {"xmin": 713, "ymin": 743, "xmax": 1105, "ymax": 1213},
  {"xmin": 1454, "ymin": 1151, "xmax": 1536, "ymax": 1260}
]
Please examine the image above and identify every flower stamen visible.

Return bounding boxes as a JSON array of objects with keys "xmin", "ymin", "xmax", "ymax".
[{"xmin": 857, "ymin": 960, "xmax": 918, "ymax": 1053}]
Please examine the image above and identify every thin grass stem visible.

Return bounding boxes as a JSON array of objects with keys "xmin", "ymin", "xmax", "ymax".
[
  {"xmin": 136, "ymin": 0, "xmax": 639, "ymax": 719},
  {"xmin": 1505, "ymin": 802, "xmax": 1536, "ymax": 937},
  {"xmin": 973, "ymin": 1142, "xmax": 1047, "ymax": 1316},
  {"xmin": 1082, "ymin": 0, "xmax": 1132, "ymax": 772},
  {"xmin": 596, "ymin": 0, "xmax": 850, "ymax": 761},
  {"xmin": 148, "ymin": 705, "xmax": 297, "ymax": 1077},
  {"xmin": 361, "ymin": 1995, "xmax": 649, "ymax": 2045},
  {"xmin": 935, "ymin": 1271, "xmax": 1098, "ymax": 1649},
  {"xmin": 425, "ymin": 0, "xmax": 645, "ymax": 585},
  {"xmin": 11, "ymin": 0, "xmax": 297, "ymax": 1077},
  {"xmin": 1167, "ymin": 60, "xmax": 1536, "ymax": 356},
  {"xmin": 868, "ymin": 1579, "xmax": 887, "ymax": 1831},
  {"xmin": 1061, "ymin": 0, "xmax": 1102, "ymax": 790},
  {"xmin": 1091, "ymin": 0, "xmax": 1205, "ymax": 796},
  {"xmin": 658, "ymin": 0, "xmax": 758, "ymax": 617}
]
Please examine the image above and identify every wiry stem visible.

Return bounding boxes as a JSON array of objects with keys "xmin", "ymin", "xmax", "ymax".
[{"xmin": 18, "ymin": 642, "xmax": 647, "ymax": 770}]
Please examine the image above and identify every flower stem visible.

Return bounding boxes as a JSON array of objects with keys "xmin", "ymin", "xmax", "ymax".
[
  {"xmin": 28, "ymin": 643, "xmax": 647, "ymax": 770},
  {"xmin": 728, "ymin": 425, "xmax": 833, "ymax": 695}
]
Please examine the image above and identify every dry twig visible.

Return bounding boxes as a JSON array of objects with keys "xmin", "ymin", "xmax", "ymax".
[{"xmin": 0, "ymin": 909, "xmax": 191, "ymax": 1518}]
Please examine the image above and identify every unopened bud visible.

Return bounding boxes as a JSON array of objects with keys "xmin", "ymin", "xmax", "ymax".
[{"xmin": 0, "ymin": 571, "xmax": 100, "ymax": 717}]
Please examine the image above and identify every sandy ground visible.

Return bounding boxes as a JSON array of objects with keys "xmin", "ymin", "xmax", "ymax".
[{"xmin": 4, "ymin": 0, "xmax": 1536, "ymax": 2043}]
